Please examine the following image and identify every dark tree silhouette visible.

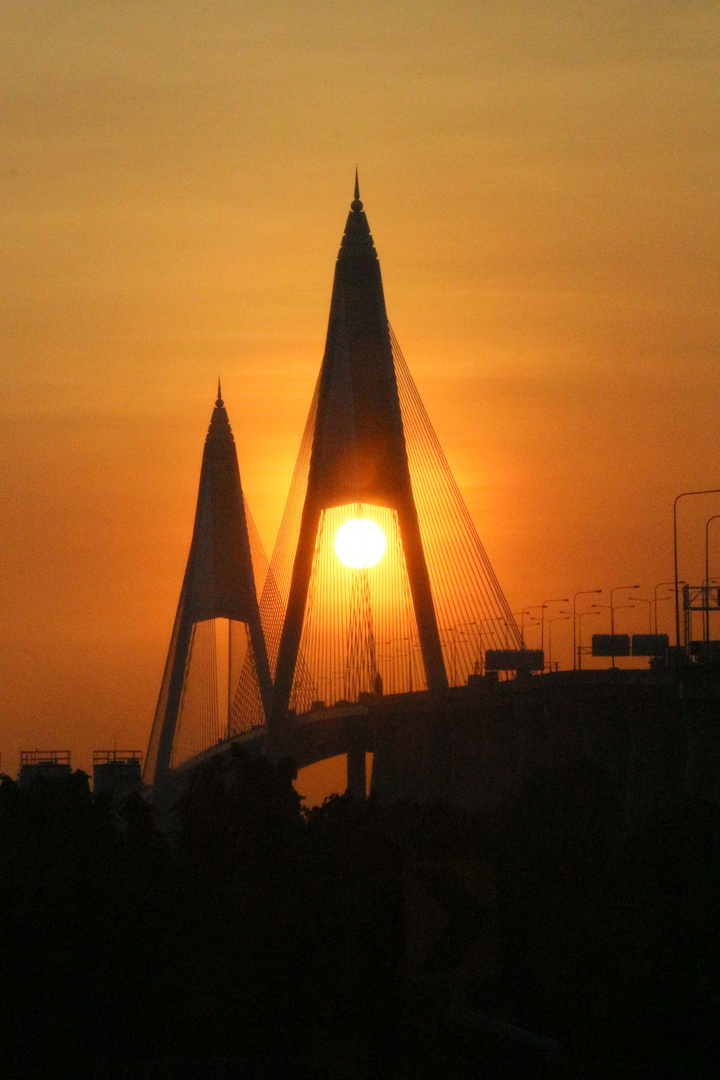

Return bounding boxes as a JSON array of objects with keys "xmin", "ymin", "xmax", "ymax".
[{"xmin": 0, "ymin": 755, "xmax": 717, "ymax": 1078}]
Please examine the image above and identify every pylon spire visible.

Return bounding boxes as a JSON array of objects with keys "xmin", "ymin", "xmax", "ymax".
[
  {"xmin": 144, "ymin": 391, "xmax": 273, "ymax": 789},
  {"xmin": 269, "ymin": 185, "xmax": 448, "ymax": 740}
]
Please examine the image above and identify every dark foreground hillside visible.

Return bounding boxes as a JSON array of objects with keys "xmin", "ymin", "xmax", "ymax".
[{"xmin": 0, "ymin": 747, "xmax": 717, "ymax": 1079}]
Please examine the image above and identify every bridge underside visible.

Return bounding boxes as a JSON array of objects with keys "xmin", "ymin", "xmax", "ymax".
[{"xmin": 164, "ymin": 666, "xmax": 720, "ymax": 818}]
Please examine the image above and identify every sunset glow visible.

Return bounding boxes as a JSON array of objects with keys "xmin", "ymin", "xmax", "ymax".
[
  {"xmin": 334, "ymin": 518, "xmax": 387, "ymax": 569},
  {"xmin": 0, "ymin": 2, "xmax": 718, "ymax": 801}
]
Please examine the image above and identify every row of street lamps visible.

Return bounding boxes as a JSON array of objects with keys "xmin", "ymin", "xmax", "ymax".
[
  {"xmin": 673, "ymin": 489, "xmax": 720, "ymax": 647},
  {"xmin": 328, "ymin": 492, "xmax": 720, "ymax": 688},
  {"xmin": 519, "ymin": 581, "xmax": 685, "ymax": 672},
  {"xmin": 522, "ymin": 482, "xmax": 720, "ymax": 671}
]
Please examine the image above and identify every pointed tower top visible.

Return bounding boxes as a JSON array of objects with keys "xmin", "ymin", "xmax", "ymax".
[
  {"xmin": 207, "ymin": 380, "xmax": 233, "ymax": 448},
  {"xmin": 340, "ymin": 169, "xmax": 374, "ymax": 261}
]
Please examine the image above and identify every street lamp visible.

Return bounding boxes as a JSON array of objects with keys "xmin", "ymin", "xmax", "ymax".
[
  {"xmin": 595, "ymin": 602, "xmax": 635, "ymax": 669},
  {"xmin": 453, "ymin": 621, "xmax": 481, "ymax": 677},
  {"xmin": 520, "ymin": 605, "xmax": 546, "ymax": 648},
  {"xmin": 631, "ymin": 597, "xmax": 652, "ymax": 635},
  {"xmin": 610, "ymin": 585, "xmax": 640, "ymax": 668},
  {"xmin": 527, "ymin": 617, "xmax": 542, "ymax": 647},
  {"xmin": 481, "ymin": 616, "xmax": 508, "ymax": 647},
  {"xmin": 648, "ymin": 596, "xmax": 669, "ymax": 638},
  {"xmin": 673, "ymin": 490, "xmax": 720, "ymax": 648},
  {"xmin": 381, "ymin": 637, "xmax": 414, "ymax": 694},
  {"xmin": 474, "ymin": 621, "xmax": 484, "ymax": 674},
  {"xmin": 577, "ymin": 607, "xmax": 602, "ymax": 670},
  {"xmin": 705, "ymin": 516, "xmax": 720, "ymax": 645},
  {"xmin": 541, "ymin": 598, "xmax": 570, "ymax": 666},
  {"xmin": 547, "ymin": 613, "xmax": 571, "ymax": 672},
  {"xmin": 596, "ymin": 602, "xmax": 634, "ymax": 628},
  {"xmin": 441, "ymin": 627, "xmax": 459, "ymax": 686},
  {"xmin": 519, "ymin": 608, "xmax": 535, "ymax": 646},
  {"xmin": 406, "ymin": 636, "xmax": 414, "ymax": 692},
  {"xmin": 654, "ymin": 580, "xmax": 684, "ymax": 637},
  {"xmin": 572, "ymin": 589, "xmax": 602, "ymax": 670}
]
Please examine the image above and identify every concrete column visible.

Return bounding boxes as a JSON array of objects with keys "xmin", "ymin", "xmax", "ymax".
[{"xmin": 346, "ymin": 748, "xmax": 366, "ymax": 798}]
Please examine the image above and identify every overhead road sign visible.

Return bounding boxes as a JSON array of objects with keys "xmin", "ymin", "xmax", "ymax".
[
  {"xmin": 485, "ymin": 649, "xmax": 544, "ymax": 672},
  {"xmin": 631, "ymin": 634, "xmax": 669, "ymax": 657},
  {"xmin": 592, "ymin": 634, "xmax": 630, "ymax": 657}
]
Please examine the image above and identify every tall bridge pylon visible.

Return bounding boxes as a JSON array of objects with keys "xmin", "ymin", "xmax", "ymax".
[
  {"xmin": 265, "ymin": 177, "xmax": 521, "ymax": 740},
  {"xmin": 143, "ymin": 388, "xmax": 273, "ymax": 789}
]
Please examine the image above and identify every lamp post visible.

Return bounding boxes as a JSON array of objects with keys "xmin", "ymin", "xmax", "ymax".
[
  {"xmin": 406, "ymin": 636, "xmax": 415, "ymax": 692},
  {"xmin": 526, "ymin": 617, "xmax": 541, "ymax": 649},
  {"xmin": 520, "ymin": 608, "xmax": 534, "ymax": 646},
  {"xmin": 577, "ymin": 607, "xmax": 601, "ymax": 670},
  {"xmin": 482, "ymin": 616, "xmax": 508, "ymax": 647},
  {"xmin": 610, "ymin": 585, "xmax": 640, "ymax": 668},
  {"xmin": 520, "ymin": 605, "xmax": 546, "ymax": 648},
  {"xmin": 547, "ymin": 613, "xmax": 571, "ymax": 672},
  {"xmin": 572, "ymin": 589, "xmax": 602, "ymax": 670},
  {"xmin": 704, "ymin": 516, "xmax": 720, "ymax": 645},
  {"xmin": 595, "ymin": 602, "xmax": 635, "ymax": 668},
  {"xmin": 649, "ymin": 596, "xmax": 669, "ymax": 638},
  {"xmin": 596, "ymin": 602, "xmax": 634, "ymax": 628},
  {"xmin": 631, "ymin": 597, "xmax": 652, "ymax": 635},
  {"xmin": 541, "ymin": 598, "xmax": 569, "ymax": 670},
  {"xmin": 381, "ymin": 637, "xmax": 413, "ymax": 694},
  {"xmin": 673, "ymin": 490, "xmax": 720, "ymax": 648},
  {"xmin": 654, "ymin": 580, "xmax": 683, "ymax": 637},
  {"xmin": 453, "ymin": 621, "xmax": 481, "ymax": 677},
  {"xmin": 475, "ymin": 621, "xmax": 483, "ymax": 674},
  {"xmin": 441, "ymin": 628, "xmax": 458, "ymax": 686}
]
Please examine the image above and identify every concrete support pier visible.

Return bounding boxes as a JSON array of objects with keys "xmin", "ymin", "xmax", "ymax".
[{"xmin": 346, "ymin": 748, "xmax": 366, "ymax": 799}]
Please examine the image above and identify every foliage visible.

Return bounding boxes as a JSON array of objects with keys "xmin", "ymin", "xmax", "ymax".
[{"xmin": 0, "ymin": 755, "xmax": 717, "ymax": 1077}]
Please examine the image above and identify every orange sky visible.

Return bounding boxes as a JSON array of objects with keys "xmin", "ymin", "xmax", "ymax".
[{"xmin": 2, "ymin": 2, "xmax": 719, "ymax": 796}]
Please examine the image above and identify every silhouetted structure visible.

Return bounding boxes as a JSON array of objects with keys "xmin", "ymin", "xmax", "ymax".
[
  {"xmin": 269, "ymin": 175, "xmax": 445, "ymax": 731},
  {"xmin": 143, "ymin": 388, "xmax": 272, "ymax": 789},
  {"xmin": 146, "ymin": 181, "xmax": 522, "ymax": 793},
  {"xmin": 263, "ymin": 178, "xmax": 520, "ymax": 757},
  {"xmin": 93, "ymin": 749, "xmax": 142, "ymax": 800},
  {"xmin": 19, "ymin": 750, "xmax": 71, "ymax": 788}
]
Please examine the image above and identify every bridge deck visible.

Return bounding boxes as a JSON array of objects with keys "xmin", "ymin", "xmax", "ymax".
[{"xmin": 172, "ymin": 664, "xmax": 701, "ymax": 780}]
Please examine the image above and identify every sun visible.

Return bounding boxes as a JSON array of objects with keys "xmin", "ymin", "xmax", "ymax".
[{"xmin": 334, "ymin": 518, "xmax": 387, "ymax": 569}]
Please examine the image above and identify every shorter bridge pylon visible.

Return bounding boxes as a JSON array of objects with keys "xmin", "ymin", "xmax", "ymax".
[{"xmin": 144, "ymin": 388, "xmax": 273, "ymax": 790}]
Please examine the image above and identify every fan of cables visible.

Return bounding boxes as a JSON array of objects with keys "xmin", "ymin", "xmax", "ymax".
[{"xmin": 257, "ymin": 325, "xmax": 521, "ymax": 715}]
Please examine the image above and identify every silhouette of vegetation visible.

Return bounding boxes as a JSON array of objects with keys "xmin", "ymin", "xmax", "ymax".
[{"xmin": 0, "ymin": 751, "xmax": 717, "ymax": 1077}]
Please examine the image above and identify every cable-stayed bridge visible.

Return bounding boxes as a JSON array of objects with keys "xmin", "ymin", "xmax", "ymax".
[{"xmin": 143, "ymin": 179, "xmax": 523, "ymax": 795}]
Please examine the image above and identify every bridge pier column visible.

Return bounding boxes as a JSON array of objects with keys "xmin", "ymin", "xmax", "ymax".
[{"xmin": 346, "ymin": 748, "xmax": 366, "ymax": 799}]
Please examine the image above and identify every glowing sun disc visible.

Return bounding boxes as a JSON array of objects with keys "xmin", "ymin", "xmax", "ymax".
[{"xmin": 334, "ymin": 518, "xmax": 386, "ymax": 569}]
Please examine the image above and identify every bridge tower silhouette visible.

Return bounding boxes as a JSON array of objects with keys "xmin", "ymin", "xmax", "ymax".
[
  {"xmin": 143, "ymin": 387, "xmax": 273, "ymax": 789},
  {"xmin": 144, "ymin": 181, "xmax": 522, "ymax": 795},
  {"xmin": 264, "ymin": 177, "xmax": 521, "ymax": 756}
]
